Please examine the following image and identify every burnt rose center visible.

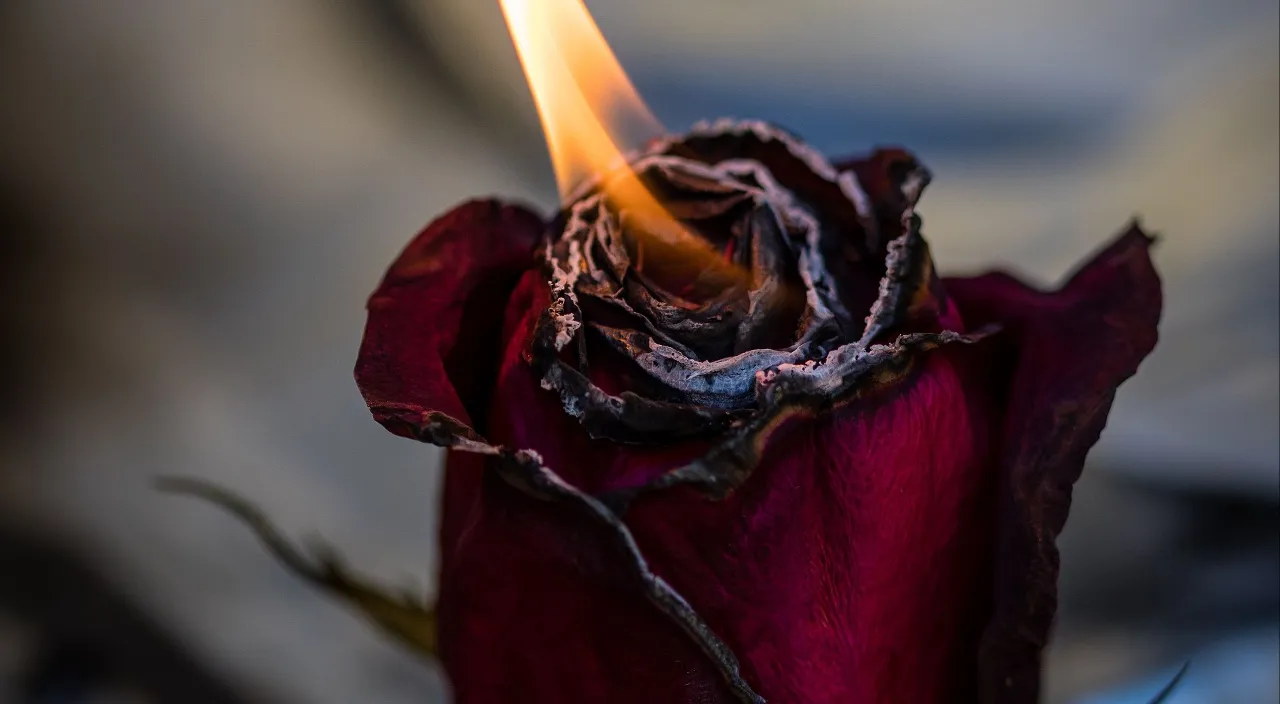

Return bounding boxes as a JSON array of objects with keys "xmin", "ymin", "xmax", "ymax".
[{"xmin": 532, "ymin": 121, "xmax": 958, "ymax": 450}]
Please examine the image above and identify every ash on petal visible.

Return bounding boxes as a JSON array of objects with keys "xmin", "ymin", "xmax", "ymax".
[{"xmin": 535, "ymin": 119, "xmax": 949, "ymax": 447}]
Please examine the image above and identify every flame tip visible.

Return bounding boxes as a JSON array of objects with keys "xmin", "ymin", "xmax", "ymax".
[{"xmin": 500, "ymin": 0, "xmax": 665, "ymax": 200}]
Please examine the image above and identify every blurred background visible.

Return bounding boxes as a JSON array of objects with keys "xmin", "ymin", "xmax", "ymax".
[{"xmin": 0, "ymin": 1, "xmax": 1275, "ymax": 702}]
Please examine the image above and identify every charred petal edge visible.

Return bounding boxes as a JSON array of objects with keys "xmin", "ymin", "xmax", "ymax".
[
  {"xmin": 399, "ymin": 408, "xmax": 498, "ymax": 454},
  {"xmin": 855, "ymin": 151, "xmax": 935, "ymax": 348},
  {"xmin": 155, "ymin": 477, "xmax": 439, "ymax": 657},
  {"xmin": 530, "ymin": 305, "xmax": 746, "ymax": 444},
  {"xmin": 539, "ymin": 120, "xmax": 952, "ymax": 444},
  {"xmin": 602, "ymin": 327, "xmax": 996, "ymax": 513},
  {"xmin": 857, "ymin": 211, "xmax": 933, "ymax": 348},
  {"xmin": 569, "ymin": 119, "xmax": 873, "ymax": 228},
  {"xmin": 413, "ymin": 422, "xmax": 765, "ymax": 702},
  {"xmin": 495, "ymin": 451, "xmax": 765, "ymax": 704}
]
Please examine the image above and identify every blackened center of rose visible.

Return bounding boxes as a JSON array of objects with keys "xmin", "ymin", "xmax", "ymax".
[
  {"xmin": 596, "ymin": 167, "xmax": 809, "ymax": 360},
  {"xmin": 532, "ymin": 120, "xmax": 932, "ymax": 435}
]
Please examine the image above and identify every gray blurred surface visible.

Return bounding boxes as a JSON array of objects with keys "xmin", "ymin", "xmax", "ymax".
[{"xmin": 0, "ymin": 2, "xmax": 1275, "ymax": 703}]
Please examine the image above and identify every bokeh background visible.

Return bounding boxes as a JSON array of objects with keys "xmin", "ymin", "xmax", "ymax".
[{"xmin": 1, "ymin": 1, "xmax": 1276, "ymax": 702}]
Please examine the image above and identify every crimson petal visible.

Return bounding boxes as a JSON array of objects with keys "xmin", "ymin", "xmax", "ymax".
[
  {"xmin": 355, "ymin": 199, "xmax": 544, "ymax": 439},
  {"xmin": 944, "ymin": 223, "xmax": 1163, "ymax": 703}
]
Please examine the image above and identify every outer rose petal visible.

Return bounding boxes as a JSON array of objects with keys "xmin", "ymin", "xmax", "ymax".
[
  {"xmin": 440, "ymin": 225, "xmax": 1159, "ymax": 703},
  {"xmin": 433, "ymin": 264, "xmax": 1002, "ymax": 703},
  {"xmin": 624, "ymin": 347, "xmax": 1002, "ymax": 703},
  {"xmin": 944, "ymin": 223, "xmax": 1162, "ymax": 703},
  {"xmin": 355, "ymin": 198, "xmax": 543, "ymax": 437},
  {"xmin": 354, "ymin": 198, "xmax": 543, "ymax": 564}
]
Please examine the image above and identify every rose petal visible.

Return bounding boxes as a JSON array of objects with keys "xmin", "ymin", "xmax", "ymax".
[
  {"xmin": 471, "ymin": 321, "xmax": 1002, "ymax": 702},
  {"xmin": 834, "ymin": 148, "xmax": 955, "ymax": 342},
  {"xmin": 354, "ymin": 199, "xmax": 544, "ymax": 439},
  {"xmin": 427, "ymin": 270, "xmax": 761, "ymax": 702},
  {"xmin": 636, "ymin": 346, "xmax": 1003, "ymax": 702},
  {"xmin": 468, "ymin": 261, "xmax": 1001, "ymax": 702},
  {"xmin": 492, "ymin": 270, "xmax": 716, "ymax": 493},
  {"xmin": 354, "ymin": 200, "xmax": 545, "ymax": 570},
  {"xmin": 438, "ymin": 460, "xmax": 742, "ymax": 704},
  {"xmin": 656, "ymin": 120, "xmax": 866, "ymax": 242},
  {"xmin": 835, "ymin": 147, "xmax": 929, "ymax": 239},
  {"xmin": 944, "ymin": 223, "xmax": 1162, "ymax": 703}
]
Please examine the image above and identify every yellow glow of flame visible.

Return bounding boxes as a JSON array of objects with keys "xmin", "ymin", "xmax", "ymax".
[
  {"xmin": 500, "ymin": 0, "xmax": 743, "ymax": 279},
  {"xmin": 499, "ymin": 0, "xmax": 661, "ymax": 198}
]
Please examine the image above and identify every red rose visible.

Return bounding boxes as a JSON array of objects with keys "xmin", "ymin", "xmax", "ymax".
[
  {"xmin": 350, "ymin": 120, "xmax": 1162, "ymax": 703},
  {"xmin": 175, "ymin": 119, "xmax": 1159, "ymax": 704}
]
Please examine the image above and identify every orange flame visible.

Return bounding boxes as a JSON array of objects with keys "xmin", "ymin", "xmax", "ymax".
[
  {"xmin": 499, "ymin": 0, "xmax": 740, "ymax": 277},
  {"xmin": 498, "ymin": 0, "xmax": 660, "ymax": 198}
]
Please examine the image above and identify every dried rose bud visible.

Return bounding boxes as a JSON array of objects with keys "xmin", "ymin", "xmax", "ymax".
[{"xmin": 209, "ymin": 120, "xmax": 1162, "ymax": 704}]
